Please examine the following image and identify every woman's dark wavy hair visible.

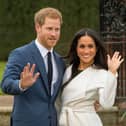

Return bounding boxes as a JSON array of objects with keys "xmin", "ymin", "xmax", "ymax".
[
  {"xmin": 67, "ymin": 28, "xmax": 108, "ymax": 73},
  {"xmin": 62, "ymin": 28, "xmax": 108, "ymax": 91}
]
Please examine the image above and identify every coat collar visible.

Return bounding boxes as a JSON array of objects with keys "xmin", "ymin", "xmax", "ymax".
[
  {"xmin": 29, "ymin": 41, "xmax": 64, "ymax": 98},
  {"xmin": 30, "ymin": 41, "xmax": 49, "ymax": 94}
]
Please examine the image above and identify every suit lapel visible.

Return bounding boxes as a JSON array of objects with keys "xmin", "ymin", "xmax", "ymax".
[
  {"xmin": 52, "ymin": 52, "xmax": 63, "ymax": 99},
  {"xmin": 30, "ymin": 41, "xmax": 50, "ymax": 94}
]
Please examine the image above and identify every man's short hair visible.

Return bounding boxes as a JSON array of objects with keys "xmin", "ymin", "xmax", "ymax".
[{"xmin": 34, "ymin": 7, "xmax": 63, "ymax": 25}]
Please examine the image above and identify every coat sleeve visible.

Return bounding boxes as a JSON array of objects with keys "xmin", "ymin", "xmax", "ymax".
[
  {"xmin": 99, "ymin": 71, "xmax": 117, "ymax": 108},
  {"xmin": 1, "ymin": 49, "xmax": 26, "ymax": 95}
]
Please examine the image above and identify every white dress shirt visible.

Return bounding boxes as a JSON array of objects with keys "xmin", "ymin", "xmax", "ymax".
[{"xmin": 35, "ymin": 39, "xmax": 58, "ymax": 95}]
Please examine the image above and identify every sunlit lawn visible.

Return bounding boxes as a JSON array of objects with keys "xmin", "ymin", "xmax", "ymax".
[{"xmin": 0, "ymin": 61, "xmax": 6, "ymax": 94}]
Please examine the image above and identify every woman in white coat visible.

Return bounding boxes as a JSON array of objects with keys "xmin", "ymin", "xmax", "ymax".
[{"xmin": 59, "ymin": 28, "xmax": 124, "ymax": 126}]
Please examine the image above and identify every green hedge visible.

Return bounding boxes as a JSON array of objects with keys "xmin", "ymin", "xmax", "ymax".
[{"xmin": 0, "ymin": 0, "xmax": 99, "ymax": 60}]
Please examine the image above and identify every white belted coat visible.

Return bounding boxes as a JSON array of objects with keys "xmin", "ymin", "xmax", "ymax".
[{"xmin": 59, "ymin": 65, "xmax": 117, "ymax": 126}]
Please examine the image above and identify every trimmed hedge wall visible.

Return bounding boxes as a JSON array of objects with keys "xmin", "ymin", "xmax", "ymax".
[{"xmin": 0, "ymin": 0, "xmax": 99, "ymax": 60}]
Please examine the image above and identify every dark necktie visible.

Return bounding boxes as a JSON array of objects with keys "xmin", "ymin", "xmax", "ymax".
[{"xmin": 47, "ymin": 52, "xmax": 53, "ymax": 94}]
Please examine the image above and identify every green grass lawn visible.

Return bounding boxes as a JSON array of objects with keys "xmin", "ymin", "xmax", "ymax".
[
  {"xmin": 0, "ymin": 61, "xmax": 6, "ymax": 94},
  {"xmin": 0, "ymin": 61, "xmax": 6, "ymax": 80}
]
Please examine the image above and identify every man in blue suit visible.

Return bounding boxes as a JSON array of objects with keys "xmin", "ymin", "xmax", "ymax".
[{"xmin": 1, "ymin": 7, "xmax": 66, "ymax": 126}]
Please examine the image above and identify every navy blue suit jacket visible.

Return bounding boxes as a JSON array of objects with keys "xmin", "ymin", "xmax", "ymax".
[{"xmin": 1, "ymin": 41, "xmax": 66, "ymax": 126}]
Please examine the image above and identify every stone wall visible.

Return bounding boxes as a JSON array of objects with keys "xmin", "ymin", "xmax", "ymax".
[
  {"xmin": 98, "ymin": 107, "xmax": 126, "ymax": 126},
  {"xmin": 0, "ymin": 95, "xmax": 126, "ymax": 126},
  {"xmin": 0, "ymin": 107, "xmax": 126, "ymax": 126},
  {"xmin": 0, "ymin": 107, "xmax": 12, "ymax": 126}
]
